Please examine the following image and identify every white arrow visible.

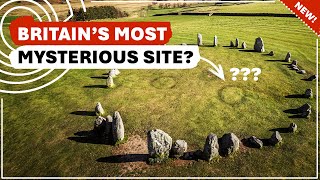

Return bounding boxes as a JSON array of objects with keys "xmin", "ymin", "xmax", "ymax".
[{"xmin": 200, "ymin": 56, "xmax": 225, "ymax": 81}]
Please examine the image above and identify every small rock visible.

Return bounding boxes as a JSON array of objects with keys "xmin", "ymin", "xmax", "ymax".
[
  {"xmin": 268, "ymin": 51, "xmax": 274, "ymax": 56},
  {"xmin": 171, "ymin": 140, "xmax": 187, "ymax": 158},
  {"xmin": 95, "ymin": 102, "xmax": 105, "ymax": 116},
  {"xmin": 241, "ymin": 42, "xmax": 247, "ymax": 49},
  {"xmin": 269, "ymin": 131, "xmax": 282, "ymax": 146},
  {"xmin": 197, "ymin": 33, "xmax": 203, "ymax": 46},
  {"xmin": 230, "ymin": 41, "xmax": 234, "ymax": 47},
  {"xmin": 147, "ymin": 129, "xmax": 172, "ymax": 160},
  {"xmin": 285, "ymin": 52, "xmax": 291, "ymax": 62},
  {"xmin": 107, "ymin": 75, "xmax": 114, "ymax": 88},
  {"xmin": 203, "ymin": 133, "xmax": 219, "ymax": 161},
  {"xmin": 254, "ymin": 37, "xmax": 265, "ymax": 52},
  {"xmin": 219, "ymin": 133, "xmax": 240, "ymax": 156},
  {"xmin": 112, "ymin": 111, "xmax": 125, "ymax": 143},
  {"xmin": 235, "ymin": 38, "xmax": 239, "ymax": 47},
  {"xmin": 305, "ymin": 88, "xmax": 313, "ymax": 98},
  {"xmin": 297, "ymin": 70, "xmax": 306, "ymax": 74},
  {"xmin": 288, "ymin": 123, "xmax": 297, "ymax": 133},
  {"xmin": 213, "ymin": 35, "xmax": 218, "ymax": 47},
  {"xmin": 247, "ymin": 136, "xmax": 263, "ymax": 148}
]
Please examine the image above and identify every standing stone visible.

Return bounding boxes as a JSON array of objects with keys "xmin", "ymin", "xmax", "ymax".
[
  {"xmin": 109, "ymin": 69, "xmax": 116, "ymax": 78},
  {"xmin": 291, "ymin": 60, "xmax": 298, "ymax": 66},
  {"xmin": 171, "ymin": 140, "xmax": 187, "ymax": 158},
  {"xmin": 114, "ymin": 69, "xmax": 120, "ymax": 76},
  {"xmin": 247, "ymin": 136, "xmax": 263, "ymax": 148},
  {"xmin": 106, "ymin": 75, "xmax": 114, "ymax": 88},
  {"xmin": 269, "ymin": 51, "xmax": 274, "ymax": 56},
  {"xmin": 219, "ymin": 133, "xmax": 240, "ymax": 156},
  {"xmin": 241, "ymin": 42, "xmax": 247, "ymax": 49},
  {"xmin": 235, "ymin": 38, "xmax": 239, "ymax": 47},
  {"xmin": 285, "ymin": 52, "xmax": 291, "ymax": 62},
  {"xmin": 103, "ymin": 115, "xmax": 113, "ymax": 143},
  {"xmin": 230, "ymin": 41, "xmax": 234, "ymax": 47},
  {"xmin": 301, "ymin": 109, "xmax": 311, "ymax": 118},
  {"xmin": 292, "ymin": 66, "xmax": 299, "ymax": 71},
  {"xmin": 197, "ymin": 33, "xmax": 203, "ymax": 46},
  {"xmin": 95, "ymin": 102, "xmax": 105, "ymax": 116},
  {"xmin": 307, "ymin": 75, "xmax": 317, "ymax": 81},
  {"xmin": 305, "ymin": 88, "xmax": 313, "ymax": 98},
  {"xmin": 147, "ymin": 129, "xmax": 172, "ymax": 160},
  {"xmin": 288, "ymin": 123, "xmax": 297, "ymax": 133},
  {"xmin": 203, "ymin": 133, "xmax": 219, "ymax": 161},
  {"xmin": 269, "ymin": 131, "xmax": 282, "ymax": 146},
  {"xmin": 112, "ymin": 111, "xmax": 124, "ymax": 143},
  {"xmin": 94, "ymin": 116, "xmax": 106, "ymax": 135},
  {"xmin": 298, "ymin": 103, "xmax": 311, "ymax": 113},
  {"xmin": 254, "ymin": 37, "xmax": 265, "ymax": 52},
  {"xmin": 213, "ymin": 35, "xmax": 218, "ymax": 47},
  {"xmin": 297, "ymin": 70, "xmax": 306, "ymax": 74}
]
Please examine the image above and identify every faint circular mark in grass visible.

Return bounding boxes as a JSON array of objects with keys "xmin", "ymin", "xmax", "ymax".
[
  {"xmin": 219, "ymin": 86, "xmax": 245, "ymax": 105},
  {"xmin": 151, "ymin": 76, "xmax": 176, "ymax": 89}
]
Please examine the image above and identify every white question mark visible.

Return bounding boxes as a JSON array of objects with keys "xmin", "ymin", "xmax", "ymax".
[
  {"xmin": 251, "ymin": 68, "xmax": 262, "ymax": 81},
  {"xmin": 230, "ymin": 68, "xmax": 240, "ymax": 81},
  {"xmin": 240, "ymin": 68, "xmax": 251, "ymax": 81}
]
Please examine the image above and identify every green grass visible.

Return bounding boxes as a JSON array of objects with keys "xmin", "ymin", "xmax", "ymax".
[{"xmin": 0, "ymin": 2, "xmax": 318, "ymax": 177}]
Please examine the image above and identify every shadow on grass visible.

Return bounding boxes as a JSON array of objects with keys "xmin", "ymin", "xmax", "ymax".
[
  {"xmin": 91, "ymin": 76, "xmax": 107, "ymax": 79},
  {"xmin": 68, "ymin": 130, "xmax": 113, "ymax": 145},
  {"xmin": 269, "ymin": 128, "xmax": 290, "ymax": 133},
  {"xmin": 239, "ymin": 49, "xmax": 256, "ymax": 52},
  {"xmin": 241, "ymin": 138, "xmax": 272, "ymax": 148},
  {"xmin": 301, "ymin": 78, "xmax": 313, "ymax": 81},
  {"xmin": 285, "ymin": 94, "xmax": 305, "ymax": 98},
  {"xmin": 265, "ymin": 60, "xmax": 285, "ymax": 62},
  {"xmin": 283, "ymin": 108, "xmax": 299, "ymax": 114},
  {"xmin": 97, "ymin": 154, "xmax": 149, "ymax": 163},
  {"xmin": 83, "ymin": 85, "xmax": 106, "ymax": 88},
  {"xmin": 70, "ymin": 111, "xmax": 96, "ymax": 116}
]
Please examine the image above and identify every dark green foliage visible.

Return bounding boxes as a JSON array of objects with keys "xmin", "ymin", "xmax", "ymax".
[{"xmin": 69, "ymin": 6, "xmax": 129, "ymax": 21}]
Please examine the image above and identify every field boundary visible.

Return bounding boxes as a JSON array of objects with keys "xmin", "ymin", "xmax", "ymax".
[{"xmin": 152, "ymin": 12, "xmax": 296, "ymax": 17}]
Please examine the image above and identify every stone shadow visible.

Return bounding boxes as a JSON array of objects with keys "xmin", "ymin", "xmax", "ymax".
[
  {"xmin": 70, "ymin": 111, "xmax": 96, "ymax": 116},
  {"xmin": 91, "ymin": 76, "xmax": 107, "ymax": 79},
  {"xmin": 285, "ymin": 94, "xmax": 305, "ymax": 98},
  {"xmin": 97, "ymin": 154, "xmax": 149, "ymax": 163},
  {"xmin": 83, "ymin": 85, "xmax": 106, "ymax": 88},
  {"xmin": 68, "ymin": 130, "xmax": 113, "ymax": 145},
  {"xmin": 265, "ymin": 59, "xmax": 285, "ymax": 62}
]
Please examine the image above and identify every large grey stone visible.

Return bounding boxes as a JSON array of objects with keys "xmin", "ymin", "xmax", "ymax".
[
  {"xmin": 247, "ymin": 136, "xmax": 263, "ymax": 148},
  {"xmin": 203, "ymin": 133, "xmax": 219, "ymax": 161},
  {"xmin": 297, "ymin": 70, "xmax": 306, "ymax": 74},
  {"xmin": 213, "ymin": 35, "xmax": 218, "ymax": 47},
  {"xmin": 109, "ymin": 69, "xmax": 116, "ymax": 78},
  {"xmin": 219, "ymin": 133, "xmax": 240, "ymax": 156},
  {"xmin": 95, "ymin": 102, "xmax": 105, "ymax": 116},
  {"xmin": 301, "ymin": 109, "xmax": 311, "ymax": 118},
  {"xmin": 147, "ymin": 129, "xmax": 172, "ymax": 159},
  {"xmin": 269, "ymin": 131, "xmax": 282, "ymax": 146},
  {"xmin": 171, "ymin": 140, "xmax": 187, "ymax": 158},
  {"xmin": 197, "ymin": 33, "xmax": 203, "ymax": 46},
  {"xmin": 112, "ymin": 111, "xmax": 124, "ymax": 143},
  {"xmin": 254, "ymin": 37, "xmax": 265, "ymax": 52}
]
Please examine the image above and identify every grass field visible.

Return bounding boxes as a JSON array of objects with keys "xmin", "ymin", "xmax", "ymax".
[{"xmin": 0, "ymin": 1, "xmax": 318, "ymax": 177}]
